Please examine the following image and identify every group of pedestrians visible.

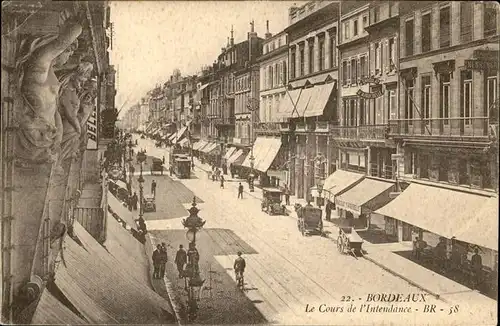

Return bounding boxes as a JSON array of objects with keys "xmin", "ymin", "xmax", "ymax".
[
  {"xmin": 152, "ymin": 243, "xmax": 168, "ymax": 279},
  {"xmin": 127, "ymin": 192, "xmax": 138, "ymax": 211}
]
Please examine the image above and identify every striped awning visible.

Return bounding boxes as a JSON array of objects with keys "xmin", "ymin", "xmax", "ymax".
[{"xmin": 224, "ymin": 147, "xmax": 236, "ymax": 160}]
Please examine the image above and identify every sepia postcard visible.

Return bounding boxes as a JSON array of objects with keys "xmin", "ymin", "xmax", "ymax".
[{"xmin": 1, "ymin": 1, "xmax": 498, "ymax": 325}]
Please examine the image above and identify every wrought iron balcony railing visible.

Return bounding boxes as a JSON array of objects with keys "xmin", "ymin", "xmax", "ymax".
[
  {"xmin": 330, "ymin": 124, "xmax": 388, "ymax": 140},
  {"xmin": 388, "ymin": 117, "xmax": 490, "ymax": 138},
  {"xmin": 254, "ymin": 122, "xmax": 281, "ymax": 134}
]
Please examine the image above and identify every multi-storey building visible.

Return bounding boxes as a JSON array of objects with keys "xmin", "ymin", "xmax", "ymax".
[
  {"xmin": 280, "ymin": 1, "xmax": 341, "ymax": 199},
  {"xmin": 374, "ymin": 1, "xmax": 499, "ymax": 268}
]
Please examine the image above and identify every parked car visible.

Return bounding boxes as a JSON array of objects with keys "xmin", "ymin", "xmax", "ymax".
[{"xmin": 142, "ymin": 195, "xmax": 156, "ymax": 212}]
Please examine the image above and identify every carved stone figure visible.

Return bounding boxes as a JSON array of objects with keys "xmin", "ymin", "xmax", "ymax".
[
  {"xmin": 14, "ymin": 19, "xmax": 82, "ymax": 164},
  {"xmin": 78, "ymin": 78, "xmax": 98, "ymax": 153},
  {"xmin": 57, "ymin": 62, "xmax": 94, "ymax": 162}
]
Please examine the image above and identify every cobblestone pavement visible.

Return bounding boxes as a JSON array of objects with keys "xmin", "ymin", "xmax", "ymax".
[{"xmin": 134, "ymin": 136, "xmax": 497, "ymax": 326}]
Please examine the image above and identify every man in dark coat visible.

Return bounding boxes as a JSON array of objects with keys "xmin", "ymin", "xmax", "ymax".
[
  {"xmin": 132, "ymin": 192, "xmax": 138, "ymax": 211},
  {"xmin": 151, "ymin": 180, "xmax": 157, "ymax": 196},
  {"xmin": 471, "ymin": 248, "xmax": 483, "ymax": 288},
  {"xmin": 152, "ymin": 244, "xmax": 162, "ymax": 279},
  {"xmin": 175, "ymin": 244, "xmax": 187, "ymax": 278},
  {"xmin": 159, "ymin": 242, "xmax": 168, "ymax": 278},
  {"xmin": 220, "ymin": 175, "xmax": 225, "ymax": 189},
  {"xmin": 238, "ymin": 182, "xmax": 244, "ymax": 199},
  {"xmin": 284, "ymin": 184, "xmax": 291, "ymax": 206}
]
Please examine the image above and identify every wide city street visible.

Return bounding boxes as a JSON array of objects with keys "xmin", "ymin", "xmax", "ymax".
[{"xmin": 128, "ymin": 135, "xmax": 484, "ymax": 326}]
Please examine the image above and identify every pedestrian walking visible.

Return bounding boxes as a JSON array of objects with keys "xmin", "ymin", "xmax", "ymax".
[
  {"xmin": 132, "ymin": 192, "xmax": 138, "ymax": 211},
  {"xmin": 152, "ymin": 244, "xmax": 162, "ymax": 279},
  {"xmin": 471, "ymin": 248, "xmax": 483, "ymax": 289},
  {"xmin": 238, "ymin": 182, "xmax": 244, "ymax": 199},
  {"xmin": 175, "ymin": 244, "xmax": 187, "ymax": 278},
  {"xmin": 220, "ymin": 175, "xmax": 225, "ymax": 189},
  {"xmin": 151, "ymin": 179, "xmax": 157, "ymax": 197},
  {"xmin": 230, "ymin": 164, "xmax": 235, "ymax": 179},
  {"xmin": 284, "ymin": 184, "xmax": 290, "ymax": 206},
  {"xmin": 127, "ymin": 194, "xmax": 133, "ymax": 211},
  {"xmin": 162, "ymin": 156, "xmax": 165, "ymax": 164},
  {"xmin": 159, "ymin": 242, "xmax": 168, "ymax": 278}
]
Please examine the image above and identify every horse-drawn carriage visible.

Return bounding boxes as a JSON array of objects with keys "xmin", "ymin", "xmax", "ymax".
[
  {"xmin": 337, "ymin": 227, "xmax": 364, "ymax": 256},
  {"xmin": 261, "ymin": 188, "xmax": 288, "ymax": 215},
  {"xmin": 150, "ymin": 158, "xmax": 164, "ymax": 175},
  {"xmin": 295, "ymin": 203, "xmax": 323, "ymax": 236}
]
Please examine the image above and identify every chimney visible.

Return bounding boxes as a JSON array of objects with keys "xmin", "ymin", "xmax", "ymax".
[
  {"xmin": 265, "ymin": 20, "xmax": 272, "ymax": 39},
  {"xmin": 230, "ymin": 25, "xmax": 234, "ymax": 46}
]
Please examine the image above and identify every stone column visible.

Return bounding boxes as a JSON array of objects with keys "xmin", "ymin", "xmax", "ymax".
[
  {"xmin": 325, "ymin": 31, "xmax": 331, "ymax": 70},
  {"xmin": 431, "ymin": 5, "xmax": 439, "ymax": 51},
  {"xmin": 451, "ymin": 2, "xmax": 461, "ymax": 46},
  {"xmin": 304, "ymin": 39, "xmax": 310, "ymax": 75},
  {"xmin": 431, "ymin": 73, "xmax": 441, "ymax": 133},
  {"xmin": 472, "ymin": 69, "xmax": 485, "ymax": 134},
  {"xmin": 414, "ymin": 11, "xmax": 422, "ymax": 55},
  {"xmin": 473, "ymin": 3, "xmax": 484, "ymax": 41},
  {"xmin": 450, "ymin": 69, "xmax": 461, "ymax": 135},
  {"xmin": 314, "ymin": 35, "xmax": 320, "ymax": 73},
  {"xmin": 366, "ymin": 147, "xmax": 371, "ymax": 176}
]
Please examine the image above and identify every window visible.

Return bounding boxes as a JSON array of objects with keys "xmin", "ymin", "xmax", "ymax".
[
  {"xmin": 440, "ymin": 73, "xmax": 451, "ymax": 124},
  {"xmin": 343, "ymin": 99, "xmax": 349, "ymax": 126},
  {"xmin": 362, "ymin": 15, "xmax": 368, "ymax": 28},
  {"xmin": 461, "ymin": 70, "xmax": 473, "ymax": 125},
  {"xmin": 299, "ymin": 46, "xmax": 305, "ymax": 76},
  {"xmin": 484, "ymin": 3, "xmax": 498, "ymax": 37},
  {"xmin": 268, "ymin": 66, "xmax": 273, "ymax": 88},
  {"xmin": 349, "ymin": 99, "xmax": 356, "ymax": 126},
  {"xmin": 330, "ymin": 33, "xmax": 337, "ymax": 67},
  {"xmin": 487, "ymin": 72, "xmax": 498, "ymax": 119},
  {"xmin": 291, "ymin": 51, "xmax": 296, "ymax": 79},
  {"xmin": 344, "ymin": 22, "xmax": 350, "ymax": 40},
  {"xmin": 388, "ymin": 89, "xmax": 396, "ymax": 122},
  {"xmin": 440, "ymin": 6, "xmax": 450, "ymax": 48},
  {"xmin": 375, "ymin": 43, "xmax": 381, "ymax": 74},
  {"xmin": 318, "ymin": 37, "xmax": 325, "ymax": 71},
  {"xmin": 342, "ymin": 61, "xmax": 348, "ymax": 85},
  {"xmin": 351, "ymin": 58, "xmax": 357, "ymax": 84},
  {"xmin": 282, "ymin": 60, "xmax": 287, "ymax": 85},
  {"xmin": 360, "ymin": 56, "xmax": 367, "ymax": 78},
  {"xmin": 421, "ymin": 13, "xmax": 431, "ymax": 53},
  {"xmin": 359, "ymin": 99, "xmax": 365, "ymax": 125},
  {"xmin": 388, "ymin": 38, "xmax": 395, "ymax": 69},
  {"xmin": 308, "ymin": 42, "xmax": 314, "ymax": 73},
  {"xmin": 353, "ymin": 19, "xmax": 358, "ymax": 36},
  {"xmin": 275, "ymin": 63, "xmax": 279, "ymax": 86},
  {"xmin": 278, "ymin": 38, "xmax": 281, "ymax": 48},
  {"xmin": 421, "ymin": 76, "xmax": 431, "ymax": 123},
  {"xmin": 460, "ymin": 2, "xmax": 473, "ymax": 43},
  {"xmin": 405, "ymin": 19, "xmax": 414, "ymax": 56},
  {"xmin": 405, "ymin": 79, "xmax": 414, "ymax": 124}
]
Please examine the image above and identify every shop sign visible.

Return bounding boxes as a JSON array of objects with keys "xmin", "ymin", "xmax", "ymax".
[
  {"xmin": 86, "ymin": 103, "xmax": 98, "ymax": 150},
  {"xmin": 335, "ymin": 197, "xmax": 361, "ymax": 215},
  {"xmin": 465, "ymin": 59, "xmax": 498, "ymax": 71},
  {"xmin": 359, "ymin": 76, "xmax": 380, "ymax": 85},
  {"xmin": 357, "ymin": 86, "xmax": 384, "ymax": 99}
]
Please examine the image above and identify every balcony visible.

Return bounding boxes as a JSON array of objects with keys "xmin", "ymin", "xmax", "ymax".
[
  {"xmin": 388, "ymin": 117, "xmax": 491, "ymax": 139},
  {"xmin": 254, "ymin": 122, "xmax": 281, "ymax": 135},
  {"xmin": 232, "ymin": 137, "xmax": 251, "ymax": 146},
  {"xmin": 330, "ymin": 125, "xmax": 388, "ymax": 140},
  {"xmin": 295, "ymin": 122, "xmax": 315, "ymax": 132},
  {"xmin": 214, "ymin": 116, "xmax": 235, "ymax": 126}
]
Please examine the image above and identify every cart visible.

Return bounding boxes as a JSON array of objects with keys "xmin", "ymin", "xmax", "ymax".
[
  {"xmin": 296, "ymin": 204, "xmax": 323, "ymax": 236},
  {"xmin": 261, "ymin": 188, "xmax": 287, "ymax": 215},
  {"xmin": 151, "ymin": 158, "xmax": 164, "ymax": 175},
  {"xmin": 337, "ymin": 227, "xmax": 364, "ymax": 257}
]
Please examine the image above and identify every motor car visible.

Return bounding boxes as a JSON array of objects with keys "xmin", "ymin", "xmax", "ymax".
[{"xmin": 142, "ymin": 195, "xmax": 156, "ymax": 212}]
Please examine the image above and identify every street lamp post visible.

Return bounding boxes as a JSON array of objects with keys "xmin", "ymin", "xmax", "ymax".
[
  {"xmin": 137, "ymin": 152, "xmax": 147, "ymax": 221},
  {"xmin": 128, "ymin": 140, "xmax": 133, "ymax": 196},
  {"xmin": 182, "ymin": 197, "xmax": 206, "ymax": 321},
  {"xmin": 247, "ymin": 96, "xmax": 257, "ymax": 192}
]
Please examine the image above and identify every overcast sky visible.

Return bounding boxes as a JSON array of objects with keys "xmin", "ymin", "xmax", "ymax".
[{"xmin": 110, "ymin": 1, "xmax": 306, "ymax": 116}]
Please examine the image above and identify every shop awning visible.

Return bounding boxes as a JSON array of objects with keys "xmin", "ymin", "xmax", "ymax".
[
  {"xmin": 194, "ymin": 140, "xmax": 208, "ymax": 151},
  {"xmin": 335, "ymin": 178, "xmax": 395, "ymax": 215},
  {"xmin": 303, "ymin": 82, "xmax": 336, "ymax": 118},
  {"xmin": 224, "ymin": 147, "xmax": 237, "ymax": 160},
  {"xmin": 295, "ymin": 86, "xmax": 316, "ymax": 117},
  {"xmin": 199, "ymin": 83, "xmax": 209, "ymax": 91},
  {"xmin": 54, "ymin": 222, "xmax": 175, "ymax": 324},
  {"xmin": 375, "ymin": 183, "xmax": 490, "ymax": 240},
  {"xmin": 227, "ymin": 149, "xmax": 246, "ymax": 165},
  {"xmin": 255, "ymin": 138, "xmax": 282, "ymax": 173},
  {"xmin": 192, "ymin": 140, "xmax": 202, "ymax": 150},
  {"xmin": 323, "ymin": 170, "xmax": 365, "ymax": 200},
  {"xmin": 276, "ymin": 89, "xmax": 301, "ymax": 119},
  {"xmin": 32, "ymin": 290, "xmax": 87, "ymax": 325},
  {"xmin": 179, "ymin": 138, "xmax": 189, "ymax": 147},
  {"xmin": 109, "ymin": 179, "xmax": 128, "ymax": 190},
  {"xmin": 197, "ymin": 141, "xmax": 211, "ymax": 152},
  {"xmin": 107, "ymin": 191, "xmax": 137, "ymax": 230},
  {"xmin": 201, "ymin": 142, "xmax": 218, "ymax": 154},
  {"xmin": 241, "ymin": 137, "xmax": 267, "ymax": 168},
  {"xmin": 454, "ymin": 196, "xmax": 498, "ymax": 251}
]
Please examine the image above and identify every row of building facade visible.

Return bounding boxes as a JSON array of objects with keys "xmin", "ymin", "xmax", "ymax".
[
  {"xmin": 0, "ymin": 1, "xmax": 141, "ymax": 324},
  {"xmin": 123, "ymin": 1, "xmax": 498, "ymax": 268}
]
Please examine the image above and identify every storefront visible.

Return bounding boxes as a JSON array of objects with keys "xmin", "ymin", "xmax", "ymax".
[
  {"xmin": 227, "ymin": 149, "xmax": 248, "ymax": 177},
  {"xmin": 334, "ymin": 178, "xmax": 395, "ymax": 230},
  {"xmin": 241, "ymin": 136, "xmax": 282, "ymax": 186},
  {"xmin": 323, "ymin": 169, "xmax": 365, "ymax": 202}
]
